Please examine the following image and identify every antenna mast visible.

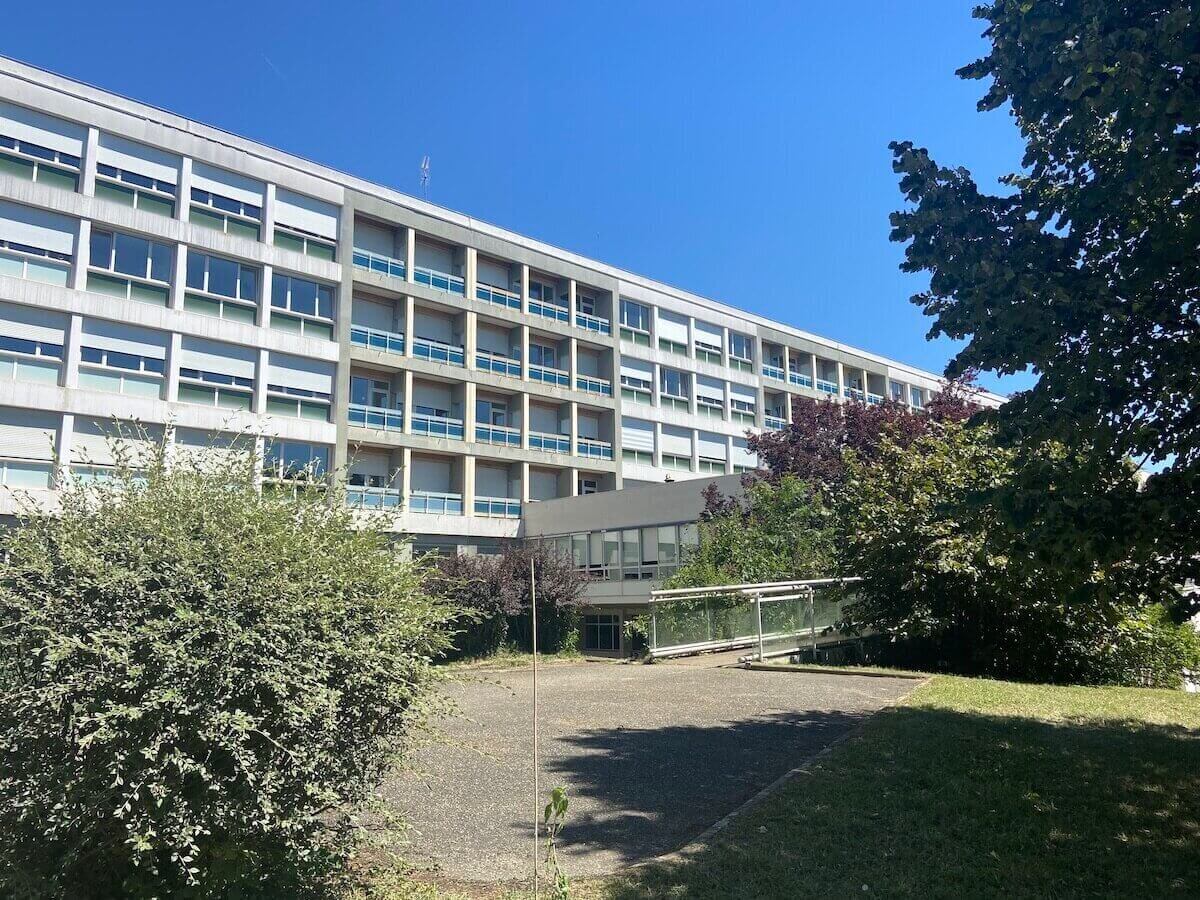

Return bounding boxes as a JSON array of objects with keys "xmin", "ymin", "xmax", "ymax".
[{"xmin": 419, "ymin": 155, "xmax": 430, "ymax": 200}]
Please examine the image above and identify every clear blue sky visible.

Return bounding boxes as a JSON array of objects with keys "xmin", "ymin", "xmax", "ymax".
[{"xmin": 1, "ymin": 1, "xmax": 1032, "ymax": 394}]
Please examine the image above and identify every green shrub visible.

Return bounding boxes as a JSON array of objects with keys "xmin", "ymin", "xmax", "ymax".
[
  {"xmin": 499, "ymin": 542, "xmax": 586, "ymax": 654},
  {"xmin": 1081, "ymin": 605, "xmax": 1200, "ymax": 688},
  {"xmin": 0, "ymin": 437, "xmax": 451, "ymax": 899},
  {"xmin": 431, "ymin": 552, "xmax": 511, "ymax": 660}
]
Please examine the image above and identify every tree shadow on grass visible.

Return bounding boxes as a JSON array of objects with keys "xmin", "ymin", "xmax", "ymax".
[{"xmin": 600, "ymin": 705, "xmax": 1200, "ymax": 899}]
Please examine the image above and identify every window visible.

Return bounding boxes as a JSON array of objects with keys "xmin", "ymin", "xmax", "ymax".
[
  {"xmin": 0, "ymin": 334, "xmax": 61, "ymax": 385},
  {"xmin": 659, "ymin": 368, "xmax": 690, "ymax": 410},
  {"xmin": 619, "ymin": 298, "xmax": 650, "ymax": 345},
  {"xmin": 271, "ymin": 273, "xmax": 335, "ymax": 340},
  {"xmin": 620, "ymin": 372, "xmax": 652, "ymax": 404},
  {"xmin": 95, "ymin": 163, "xmax": 175, "ymax": 216},
  {"xmin": 661, "ymin": 453, "xmax": 692, "ymax": 471},
  {"xmin": 189, "ymin": 188, "xmax": 260, "ymax": 239},
  {"xmin": 78, "ymin": 345, "xmax": 163, "ymax": 398},
  {"xmin": 185, "ymin": 251, "xmax": 259, "ymax": 323},
  {"xmin": 583, "ymin": 614, "xmax": 620, "ymax": 651},
  {"xmin": 266, "ymin": 382, "xmax": 331, "ymax": 421},
  {"xmin": 622, "ymin": 448, "xmax": 652, "ymax": 465},
  {"xmin": 578, "ymin": 477, "xmax": 598, "ymax": 495},
  {"xmin": 698, "ymin": 458, "xmax": 725, "ymax": 473},
  {"xmin": 266, "ymin": 354, "xmax": 333, "ymax": 422},
  {"xmin": 0, "ymin": 238, "xmax": 71, "ymax": 286},
  {"xmin": 577, "ymin": 294, "xmax": 596, "ymax": 316},
  {"xmin": 910, "ymin": 386, "xmax": 923, "ymax": 408},
  {"xmin": 890, "ymin": 382, "xmax": 905, "ymax": 402},
  {"xmin": 728, "ymin": 332, "xmax": 753, "ymax": 370},
  {"xmin": 529, "ymin": 343, "xmax": 558, "ymax": 369},
  {"xmin": 263, "ymin": 441, "xmax": 328, "ymax": 480},
  {"xmin": 274, "ymin": 224, "xmax": 335, "ymax": 261},
  {"xmin": 177, "ymin": 367, "xmax": 254, "ymax": 410},
  {"xmin": 350, "ymin": 376, "xmax": 392, "ymax": 409},
  {"xmin": 87, "ymin": 230, "xmax": 172, "ymax": 305},
  {"xmin": 0, "ymin": 134, "xmax": 79, "ymax": 191}
]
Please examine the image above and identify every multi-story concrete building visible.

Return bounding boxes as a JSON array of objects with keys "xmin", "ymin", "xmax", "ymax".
[{"xmin": 0, "ymin": 57, "xmax": 1001, "ymax": 649}]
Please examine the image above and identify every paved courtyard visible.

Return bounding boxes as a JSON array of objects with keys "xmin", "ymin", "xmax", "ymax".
[{"xmin": 382, "ymin": 661, "xmax": 918, "ymax": 881}]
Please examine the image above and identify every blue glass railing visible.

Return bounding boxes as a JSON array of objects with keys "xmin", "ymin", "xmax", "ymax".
[
  {"xmin": 475, "ymin": 349, "xmax": 521, "ymax": 377},
  {"xmin": 346, "ymin": 486, "xmax": 402, "ymax": 509},
  {"xmin": 475, "ymin": 423, "xmax": 521, "ymax": 446},
  {"xmin": 350, "ymin": 325, "xmax": 405, "ymax": 355},
  {"xmin": 529, "ymin": 432, "xmax": 570, "ymax": 454},
  {"xmin": 411, "ymin": 413, "xmax": 464, "ymax": 440},
  {"xmin": 474, "ymin": 496, "xmax": 521, "ymax": 518},
  {"xmin": 352, "ymin": 248, "xmax": 406, "ymax": 279},
  {"xmin": 867, "ymin": 392, "xmax": 884, "ymax": 406},
  {"xmin": 408, "ymin": 491, "xmax": 463, "ymax": 515},
  {"xmin": 348, "ymin": 403, "xmax": 404, "ymax": 431},
  {"xmin": 575, "ymin": 374, "xmax": 612, "ymax": 396},
  {"xmin": 789, "ymin": 371, "xmax": 814, "ymax": 389},
  {"xmin": 529, "ymin": 364, "xmax": 569, "ymax": 387},
  {"xmin": 413, "ymin": 337, "xmax": 465, "ymax": 367},
  {"xmin": 845, "ymin": 387, "xmax": 866, "ymax": 401},
  {"xmin": 413, "ymin": 265, "xmax": 464, "ymax": 295},
  {"xmin": 816, "ymin": 378, "xmax": 839, "ymax": 395},
  {"xmin": 575, "ymin": 311, "xmax": 611, "ymax": 335},
  {"xmin": 529, "ymin": 298, "xmax": 569, "ymax": 322},
  {"xmin": 577, "ymin": 438, "xmax": 613, "ymax": 460},
  {"xmin": 476, "ymin": 282, "xmax": 521, "ymax": 310},
  {"xmin": 762, "ymin": 364, "xmax": 786, "ymax": 381},
  {"xmin": 765, "ymin": 415, "xmax": 787, "ymax": 430}
]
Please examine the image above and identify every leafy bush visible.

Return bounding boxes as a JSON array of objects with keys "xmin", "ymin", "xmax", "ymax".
[
  {"xmin": 430, "ymin": 552, "xmax": 512, "ymax": 660},
  {"xmin": 0, "ymin": 438, "xmax": 451, "ymax": 899},
  {"xmin": 1078, "ymin": 605, "xmax": 1200, "ymax": 689},
  {"xmin": 498, "ymin": 542, "xmax": 587, "ymax": 654}
]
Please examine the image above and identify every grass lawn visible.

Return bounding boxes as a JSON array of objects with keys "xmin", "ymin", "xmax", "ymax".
[
  {"xmin": 364, "ymin": 674, "xmax": 1199, "ymax": 899},
  {"xmin": 439, "ymin": 647, "xmax": 585, "ymax": 672}
]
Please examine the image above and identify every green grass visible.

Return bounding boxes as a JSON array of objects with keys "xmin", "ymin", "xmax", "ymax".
[
  {"xmin": 601, "ymin": 675, "xmax": 1200, "ymax": 899},
  {"xmin": 440, "ymin": 646, "xmax": 584, "ymax": 672}
]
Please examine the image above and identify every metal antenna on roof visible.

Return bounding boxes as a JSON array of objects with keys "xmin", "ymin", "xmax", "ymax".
[{"xmin": 419, "ymin": 155, "xmax": 430, "ymax": 200}]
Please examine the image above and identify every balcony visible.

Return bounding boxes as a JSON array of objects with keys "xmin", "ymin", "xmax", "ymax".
[
  {"xmin": 575, "ymin": 374, "xmax": 612, "ymax": 396},
  {"xmin": 408, "ymin": 490, "xmax": 463, "ymax": 515},
  {"xmin": 765, "ymin": 414, "xmax": 787, "ymax": 430},
  {"xmin": 352, "ymin": 248, "xmax": 406, "ymax": 280},
  {"xmin": 413, "ymin": 265, "xmax": 464, "ymax": 296},
  {"xmin": 411, "ymin": 412, "xmax": 464, "ymax": 440},
  {"xmin": 576, "ymin": 437, "xmax": 613, "ymax": 460},
  {"xmin": 867, "ymin": 392, "xmax": 884, "ymax": 405},
  {"xmin": 762, "ymin": 364, "xmax": 786, "ymax": 381},
  {"xmin": 528, "ymin": 364, "xmax": 569, "ymax": 387},
  {"xmin": 575, "ymin": 311, "xmax": 611, "ymax": 335},
  {"xmin": 475, "ymin": 423, "xmax": 521, "ymax": 447},
  {"xmin": 476, "ymin": 282, "xmax": 521, "ymax": 310},
  {"xmin": 474, "ymin": 496, "xmax": 521, "ymax": 518},
  {"xmin": 350, "ymin": 325, "xmax": 405, "ymax": 355},
  {"xmin": 529, "ymin": 298, "xmax": 569, "ymax": 322},
  {"xmin": 529, "ymin": 431, "xmax": 570, "ymax": 454},
  {"xmin": 348, "ymin": 404, "xmax": 403, "ymax": 432},
  {"xmin": 789, "ymin": 371, "xmax": 814, "ymax": 389},
  {"xmin": 413, "ymin": 336, "xmax": 465, "ymax": 367},
  {"xmin": 346, "ymin": 486, "xmax": 402, "ymax": 509},
  {"xmin": 476, "ymin": 349, "xmax": 521, "ymax": 377},
  {"xmin": 845, "ymin": 387, "xmax": 865, "ymax": 402},
  {"xmin": 816, "ymin": 378, "xmax": 838, "ymax": 395}
]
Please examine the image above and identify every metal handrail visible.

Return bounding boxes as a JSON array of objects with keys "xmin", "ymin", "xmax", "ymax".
[
  {"xmin": 476, "ymin": 282, "xmax": 521, "ymax": 309},
  {"xmin": 411, "ymin": 413, "xmax": 464, "ymax": 439},
  {"xmin": 576, "ymin": 437, "xmax": 613, "ymax": 459},
  {"xmin": 413, "ymin": 336, "xmax": 465, "ymax": 366},
  {"xmin": 528, "ymin": 364, "xmax": 569, "ymax": 386},
  {"xmin": 575, "ymin": 374, "xmax": 612, "ymax": 395},
  {"xmin": 475, "ymin": 423, "xmax": 521, "ymax": 446},
  {"xmin": 816, "ymin": 378, "xmax": 839, "ymax": 395},
  {"xmin": 529, "ymin": 431, "xmax": 570, "ymax": 453},
  {"xmin": 350, "ymin": 325, "xmax": 405, "ymax": 355},
  {"xmin": 789, "ymin": 371, "xmax": 814, "ymax": 388},
  {"xmin": 529, "ymin": 298, "xmax": 569, "ymax": 321},
  {"xmin": 474, "ymin": 496, "xmax": 521, "ymax": 518},
  {"xmin": 346, "ymin": 486, "xmax": 402, "ymax": 508},
  {"xmin": 348, "ymin": 403, "xmax": 403, "ymax": 431},
  {"xmin": 761, "ymin": 364, "xmax": 786, "ymax": 381},
  {"xmin": 574, "ymin": 311, "xmax": 611, "ymax": 334},
  {"xmin": 476, "ymin": 349, "xmax": 521, "ymax": 376},
  {"xmin": 352, "ymin": 248, "xmax": 406, "ymax": 279},
  {"xmin": 408, "ymin": 490, "xmax": 463, "ymax": 514}
]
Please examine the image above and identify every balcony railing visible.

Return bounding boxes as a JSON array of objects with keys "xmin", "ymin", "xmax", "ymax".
[
  {"xmin": 476, "ymin": 282, "xmax": 521, "ymax": 310},
  {"xmin": 575, "ymin": 374, "xmax": 612, "ymax": 396},
  {"xmin": 352, "ymin": 248, "xmax": 406, "ymax": 279},
  {"xmin": 476, "ymin": 349, "xmax": 521, "ymax": 377},
  {"xmin": 529, "ymin": 299, "xmax": 569, "ymax": 322},
  {"xmin": 346, "ymin": 486, "xmax": 402, "ymax": 509},
  {"xmin": 350, "ymin": 325, "xmax": 405, "ymax": 355},
  {"xmin": 475, "ymin": 423, "xmax": 521, "ymax": 446},
  {"xmin": 789, "ymin": 371, "xmax": 814, "ymax": 389},
  {"xmin": 765, "ymin": 414, "xmax": 787, "ymax": 430},
  {"xmin": 348, "ymin": 403, "xmax": 403, "ymax": 431},
  {"xmin": 845, "ymin": 387, "xmax": 866, "ymax": 402},
  {"xmin": 529, "ymin": 431, "xmax": 570, "ymax": 454},
  {"xmin": 474, "ymin": 496, "xmax": 521, "ymax": 518},
  {"xmin": 762, "ymin": 364, "xmax": 786, "ymax": 381},
  {"xmin": 408, "ymin": 490, "xmax": 463, "ymax": 515},
  {"xmin": 816, "ymin": 378, "xmax": 839, "ymax": 395},
  {"xmin": 413, "ymin": 336, "xmax": 465, "ymax": 367},
  {"xmin": 413, "ymin": 265, "xmax": 464, "ymax": 295},
  {"xmin": 411, "ymin": 412, "xmax": 464, "ymax": 440},
  {"xmin": 528, "ymin": 364, "xmax": 569, "ymax": 387},
  {"xmin": 577, "ymin": 437, "xmax": 613, "ymax": 460},
  {"xmin": 575, "ymin": 311, "xmax": 611, "ymax": 335},
  {"xmin": 867, "ymin": 392, "xmax": 884, "ymax": 405}
]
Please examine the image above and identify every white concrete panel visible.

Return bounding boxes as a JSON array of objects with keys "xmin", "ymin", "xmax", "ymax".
[
  {"xmin": 266, "ymin": 352, "xmax": 333, "ymax": 395},
  {"xmin": 275, "ymin": 188, "xmax": 338, "ymax": 240},
  {"xmin": 0, "ymin": 100, "xmax": 85, "ymax": 156},
  {"xmin": 191, "ymin": 161, "xmax": 264, "ymax": 206},
  {"xmin": 660, "ymin": 425, "xmax": 692, "ymax": 456},
  {"xmin": 81, "ymin": 318, "xmax": 168, "ymax": 359},
  {"xmin": 0, "ymin": 300, "xmax": 67, "ymax": 345},
  {"xmin": 179, "ymin": 336, "xmax": 257, "ymax": 380},
  {"xmin": 0, "ymin": 200, "xmax": 76, "ymax": 255},
  {"xmin": 97, "ymin": 133, "xmax": 179, "ymax": 184}
]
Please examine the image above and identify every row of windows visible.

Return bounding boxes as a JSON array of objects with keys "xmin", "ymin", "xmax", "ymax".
[{"xmin": 545, "ymin": 523, "xmax": 701, "ymax": 583}]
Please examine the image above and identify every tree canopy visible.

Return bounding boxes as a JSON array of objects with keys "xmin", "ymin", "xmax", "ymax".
[{"xmin": 889, "ymin": 0, "xmax": 1200, "ymax": 596}]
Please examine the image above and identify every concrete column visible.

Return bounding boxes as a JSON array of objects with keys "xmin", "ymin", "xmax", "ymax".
[
  {"xmin": 261, "ymin": 183, "xmax": 277, "ymax": 245},
  {"xmin": 518, "ymin": 264, "xmax": 530, "ymax": 315},
  {"xmin": 258, "ymin": 264, "xmax": 273, "ymax": 328},
  {"xmin": 648, "ymin": 304, "xmax": 659, "ymax": 345},
  {"xmin": 568, "ymin": 336, "xmax": 578, "ymax": 390},
  {"xmin": 569, "ymin": 401, "xmax": 579, "ymax": 455},
  {"xmin": 464, "ymin": 246, "xmax": 477, "ymax": 304},
  {"xmin": 836, "ymin": 360, "xmax": 845, "ymax": 399},
  {"xmin": 80, "ymin": 127, "xmax": 99, "ymax": 197},
  {"xmin": 567, "ymin": 279, "xmax": 577, "ymax": 325},
  {"xmin": 520, "ymin": 393, "xmax": 530, "ymax": 449},
  {"xmin": 756, "ymin": 387, "xmax": 766, "ymax": 428},
  {"xmin": 54, "ymin": 413, "xmax": 73, "ymax": 487},
  {"xmin": 464, "ymin": 310, "xmax": 478, "ymax": 370},
  {"xmin": 463, "ymin": 381, "xmax": 477, "ymax": 443},
  {"xmin": 403, "ymin": 227, "xmax": 416, "ymax": 283},
  {"xmin": 686, "ymin": 315, "xmax": 696, "ymax": 358},
  {"xmin": 883, "ymin": 374, "xmax": 892, "ymax": 403},
  {"xmin": 62, "ymin": 315, "xmax": 82, "ymax": 388},
  {"xmin": 170, "ymin": 243, "xmax": 187, "ymax": 310},
  {"xmin": 690, "ymin": 428, "xmax": 700, "ymax": 474},
  {"xmin": 253, "ymin": 349, "xmax": 269, "ymax": 413},
  {"xmin": 569, "ymin": 466, "xmax": 580, "ymax": 497},
  {"xmin": 809, "ymin": 352, "xmax": 817, "ymax": 388},
  {"xmin": 175, "ymin": 157, "xmax": 192, "ymax": 224},
  {"xmin": 403, "ymin": 296, "xmax": 416, "ymax": 357},
  {"xmin": 519, "ymin": 325, "xmax": 530, "ymax": 381},
  {"xmin": 723, "ymin": 379, "xmax": 732, "ymax": 420},
  {"xmin": 726, "ymin": 435, "xmax": 736, "ymax": 474},
  {"xmin": 651, "ymin": 362, "xmax": 661, "ymax": 407},
  {"xmin": 520, "ymin": 461, "xmax": 531, "ymax": 503},
  {"xmin": 719, "ymin": 325, "xmax": 729, "ymax": 367},
  {"xmin": 165, "ymin": 333, "xmax": 182, "ymax": 402},
  {"xmin": 652, "ymin": 421, "xmax": 663, "ymax": 468},
  {"xmin": 70, "ymin": 220, "xmax": 91, "ymax": 291},
  {"xmin": 401, "ymin": 370, "xmax": 414, "ymax": 433},
  {"xmin": 332, "ymin": 199, "xmax": 355, "ymax": 476},
  {"xmin": 400, "ymin": 447, "xmax": 412, "ymax": 501},
  {"xmin": 462, "ymin": 455, "xmax": 476, "ymax": 518}
]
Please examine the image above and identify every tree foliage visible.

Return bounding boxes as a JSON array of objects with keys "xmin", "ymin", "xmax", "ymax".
[
  {"xmin": 0, "ymin": 440, "xmax": 451, "ymax": 899},
  {"xmin": 889, "ymin": 0, "xmax": 1200, "ymax": 606}
]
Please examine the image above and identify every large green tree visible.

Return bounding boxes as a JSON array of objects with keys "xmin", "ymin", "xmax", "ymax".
[{"xmin": 889, "ymin": 1, "xmax": 1200, "ymax": 606}]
